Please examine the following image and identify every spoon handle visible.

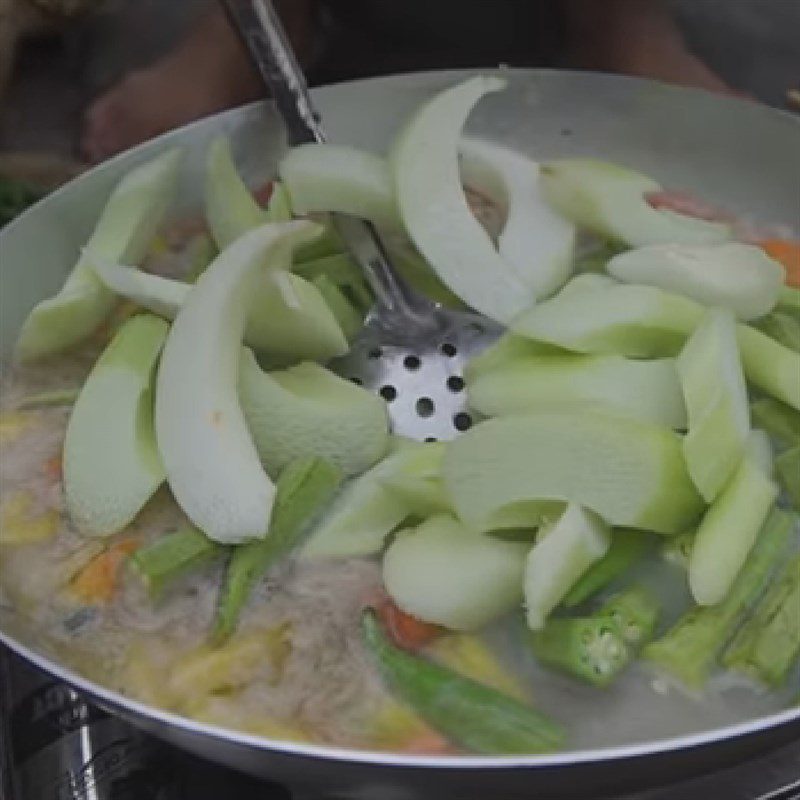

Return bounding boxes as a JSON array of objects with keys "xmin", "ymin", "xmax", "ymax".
[{"xmin": 219, "ymin": 0, "xmax": 434, "ymax": 328}]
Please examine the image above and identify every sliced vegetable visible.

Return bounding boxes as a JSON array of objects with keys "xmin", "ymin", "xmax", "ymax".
[
  {"xmin": 777, "ymin": 285, "xmax": 800, "ymax": 313},
  {"xmin": 293, "ymin": 251, "xmax": 373, "ymax": 313},
  {"xmin": 735, "ymin": 324, "xmax": 800, "ymax": 410},
  {"xmin": 755, "ymin": 311, "xmax": 800, "ymax": 353},
  {"xmin": 69, "ymin": 539, "xmax": 139, "ymax": 604},
  {"xmin": 529, "ymin": 616, "xmax": 628, "ymax": 688},
  {"xmin": 213, "ymin": 457, "xmax": 342, "ymax": 642},
  {"xmin": 278, "ymin": 144, "xmax": 401, "ymax": 231},
  {"xmin": 428, "ymin": 634, "xmax": 528, "ymax": 700},
  {"xmin": 92, "ymin": 258, "xmax": 349, "ymax": 364},
  {"xmin": 530, "ymin": 587, "xmax": 659, "ymax": 687},
  {"xmin": 383, "ymin": 515, "xmax": 528, "ymax": 631},
  {"xmin": 301, "ymin": 440, "xmax": 444, "ymax": 558},
  {"xmin": 205, "ymin": 135, "xmax": 266, "ymax": 249},
  {"xmin": 758, "ymin": 239, "xmax": 800, "ymax": 288},
  {"xmin": 380, "ymin": 474, "xmax": 450, "ymax": 517},
  {"xmin": 688, "ymin": 432, "xmax": 778, "ymax": 606},
  {"xmin": 169, "ymin": 627, "xmax": 290, "ymax": 704},
  {"xmin": 16, "ymin": 149, "xmax": 181, "ymax": 361},
  {"xmin": 467, "ymin": 354, "xmax": 686, "ymax": 429},
  {"xmin": 361, "ymin": 609, "xmax": 564, "ymax": 754},
  {"xmin": 184, "ymin": 233, "xmax": 217, "ymax": 283},
  {"xmin": 459, "ymin": 137, "xmax": 575, "ymax": 299},
  {"xmin": 263, "ymin": 180, "xmax": 294, "ymax": 222},
  {"xmin": 776, "ymin": 446, "xmax": 800, "ymax": 510},
  {"xmin": 64, "ymin": 314, "xmax": 167, "ymax": 537},
  {"xmin": 383, "ymin": 238, "xmax": 465, "ymax": 309},
  {"xmin": 722, "ymin": 553, "xmax": 800, "ymax": 686},
  {"xmin": 607, "ymin": 243, "xmax": 784, "ymax": 321},
  {"xmin": 563, "ymin": 529, "xmax": 651, "ymax": 607},
  {"xmin": 660, "ymin": 529, "xmax": 695, "ymax": 569},
  {"xmin": 444, "ymin": 411, "xmax": 704, "ymax": 535},
  {"xmin": 524, "ymin": 503, "xmax": 611, "ymax": 630},
  {"xmin": 750, "ymin": 399, "xmax": 800, "ymax": 448},
  {"xmin": 309, "ymin": 274, "xmax": 364, "ymax": 340},
  {"xmin": 677, "ymin": 308, "xmax": 750, "ymax": 502},
  {"xmin": 378, "ymin": 600, "xmax": 443, "ymax": 651},
  {"xmin": 463, "ymin": 333, "xmax": 565, "ymax": 383},
  {"xmin": 0, "ymin": 492, "xmax": 60, "ymax": 545},
  {"xmin": 131, "ymin": 526, "xmax": 223, "ymax": 598},
  {"xmin": 155, "ymin": 220, "xmax": 321, "ymax": 545},
  {"xmin": 391, "ymin": 75, "xmax": 534, "ymax": 323},
  {"xmin": 539, "ymin": 159, "xmax": 731, "ymax": 247},
  {"xmin": 511, "ymin": 280, "xmax": 703, "ymax": 358},
  {"xmin": 644, "ymin": 507, "xmax": 793, "ymax": 688},
  {"xmin": 239, "ymin": 351, "xmax": 389, "ymax": 478},
  {"xmin": 597, "ymin": 586, "xmax": 661, "ymax": 648}
]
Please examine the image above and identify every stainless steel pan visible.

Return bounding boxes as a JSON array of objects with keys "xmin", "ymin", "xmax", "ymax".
[{"xmin": 1, "ymin": 69, "xmax": 799, "ymax": 799}]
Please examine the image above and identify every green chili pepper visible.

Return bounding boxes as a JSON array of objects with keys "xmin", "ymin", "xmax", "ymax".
[
  {"xmin": 750, "ymin": 399, "xmax": 800, "ymax": 449},
  {"xmin": 563, "ymin": 530, "xmax": 651, "ymax": 607},
  {"xmin": 530, "ymin": 586, "xmax": 659, "ymax": 687},
  {"xmin": 643, "ymin": 508, "xmax": 794, "ymax": 689},
  {"xmin": 776, "ymin": 446, "xmax": 800, "ymax": 511},
  {"xmin": 723, "ymin": 553, "xmax": 800, "ymax": 686},
  {"xmin": 361, "ymin": 610, "xmax": 564, "ymax": 754},
  {"xmin": 213, "ymin": 457, "xmax": 342, "ymax": 643},
  {"xmin": 131, "ymin": 525, "xmax": 223, "ymax": 598}
]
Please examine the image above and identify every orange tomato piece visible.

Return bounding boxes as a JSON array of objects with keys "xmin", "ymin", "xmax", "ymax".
[
  {"xmin": 70, "ymin": 539, "xmax": 139, "ymax": 604},
  {"xmin": 378, "ymin": 600, "xmax": 443, "ymax": 651},
  {"xmin": 758, "ymin": 239, "xmax": 800, "ymax": 288}
]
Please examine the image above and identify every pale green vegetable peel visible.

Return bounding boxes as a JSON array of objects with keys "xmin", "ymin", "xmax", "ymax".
[
  {"xmin": 16, "ymin": 148, "xmax": 181, "ymax": 361},
  {"xmin": 64, "ymin": 314, "xmax": 168, "ymax": 537},
  {"xmin": 155, "ymin": 220, "xmax": 322, "ymax": 545},
  {"xmin": 239, "ymin": 350, "xmax": 389, "ymax": 478}
]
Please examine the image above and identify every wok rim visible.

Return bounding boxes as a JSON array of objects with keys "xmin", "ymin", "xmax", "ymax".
[
  {"xmin": 1, "ymin": 66, "xmax": 798, "ymax": 771},
  {"xmin": 2, "ymin": 626, "xmax": 799, "ymax": 769}
]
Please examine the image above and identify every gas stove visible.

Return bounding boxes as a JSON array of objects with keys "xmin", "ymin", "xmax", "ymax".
[{"xmin": 2, "ymin": 645, "xmax": 798, "ymax": 800}]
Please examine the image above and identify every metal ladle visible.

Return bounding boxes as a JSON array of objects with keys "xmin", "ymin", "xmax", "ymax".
[{"xmin": 221, "ymin": 0, "xmax": 501, "ymax": 441}]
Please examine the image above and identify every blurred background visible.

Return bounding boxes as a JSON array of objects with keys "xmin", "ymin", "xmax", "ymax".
[{"xmin": 0, "ymin": 0, "xmax": 798, "ymax": 193}]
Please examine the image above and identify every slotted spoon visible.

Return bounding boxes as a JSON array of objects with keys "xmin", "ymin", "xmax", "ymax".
[{"xmin": 221, "ymin": 0, "xmax": 501, "ymax": 441}]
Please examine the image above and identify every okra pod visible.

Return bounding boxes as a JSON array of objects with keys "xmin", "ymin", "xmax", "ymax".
[
  {"xmin": 213, "ymin": 457, "xmax": 342, "ymax": 642},
  {"xmin": 131, "ymin": 525, "xmax": 223, "ymax": 597},
  {"xmin": 530, "ymin": 587, "xmax": 659, "ymax": 687},
  {"xmin": 776, "ymin": 446, "xmax": 800, "ymax": 511},
  {"xmin": 750, "ymin": 399, "xmax": 800, "ymax": 448},
  {"xmin": 723, "ymin": 553, "xmax": 800, "ymax": 686},
  {"xmin": 563, "ymin": 530, "xmax": 651, "ymax": 607},
  {"xmin": 643, "ymin": 508, "xmax": 794, "ymax": 689},
  {"xmin": 529, "ymin": 617, "xmax": 628, "ymax": 688},
  {"xmin": 361, "ymin": 609, "xmax": 564, "ymax": 754},
  {"xmin": 596, "ymin": 586, "xmax": 661, "ymax": 647}
]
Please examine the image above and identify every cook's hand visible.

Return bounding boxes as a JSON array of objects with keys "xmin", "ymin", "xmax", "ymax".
[{"xmin": 562, "ymin": 0, "xmax": 752, "ymax": 100}]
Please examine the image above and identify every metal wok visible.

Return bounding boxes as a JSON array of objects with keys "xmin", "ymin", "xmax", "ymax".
[{"xmin": 1, "ymin": 69, "xmax": 799, "ymax": 799}]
